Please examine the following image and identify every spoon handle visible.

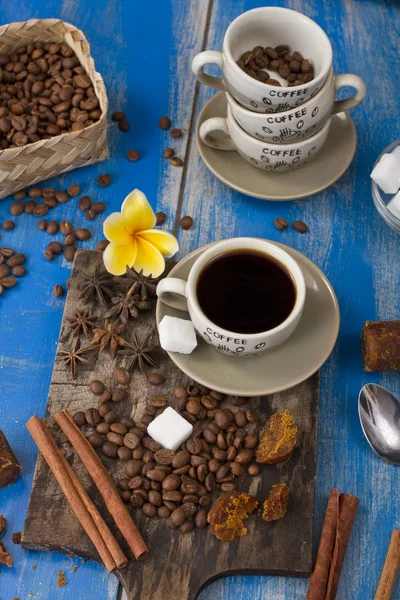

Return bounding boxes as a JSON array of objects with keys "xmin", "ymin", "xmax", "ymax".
[{"xmin": 375, "ymin": 530, "xmax": 400, "ymax": 600}]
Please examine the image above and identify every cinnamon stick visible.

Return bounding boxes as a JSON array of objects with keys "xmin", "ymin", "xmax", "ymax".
[
  {"xmin": 326, "ymin": 493, "xmax": 360, "ymax": 599},
  {"xmin": 375, "ymin": 530, "xmax": 400, "ymax": 600},
  {"xmin": 54, "ymin": 409, "xmax": 148, "ymax": 560},
  {"xmin": 306, "ymin": 489, "xmax": 339, "ymax": 600},
  {"xmin": 27, "ymin": 416, "xmax": 118, "ymax": 572},
  {"xmin": 306, "ymin": 489, "xmax": 359, "ymax": 600}
]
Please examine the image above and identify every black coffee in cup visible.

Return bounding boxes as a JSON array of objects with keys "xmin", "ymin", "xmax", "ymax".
[{"xmin": 196, "ymin": 249, "xmax": 296, "ymax": 334}]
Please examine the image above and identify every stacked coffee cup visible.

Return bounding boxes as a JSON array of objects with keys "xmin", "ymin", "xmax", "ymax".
[{"xmin": 193, "ymin": 7, "xmax": 365, "ymax": 172}]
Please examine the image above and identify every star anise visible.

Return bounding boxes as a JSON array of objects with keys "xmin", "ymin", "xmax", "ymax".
[
  {"xmin": 123, "ymin": 266, "xmax": 159, "ymax": 301},
  {"xmin": 59, "ymin": 338, "xmax": 98, "ymax": 380},
  {"xmin": 67, "ymin": 310, "xmax": 97, "ymax": 338},
  {"xmin": 91, "ymin": 319, "xmax": 129, "ymax": 359},
  {"xmin": 118, "ymin": 331, "xmax": 160, "ymax": 373},
  {"xmin": 79, "ymin": 265, "xmax": 117, "ymax": 305},
  {"xmin": 101, "ymin": 282, "xmax": 151, "ymax": 327}
]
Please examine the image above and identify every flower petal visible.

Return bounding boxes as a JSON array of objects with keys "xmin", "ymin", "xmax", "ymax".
[
  {"xmin": 121, "ymin": 189, "xmax": 156, "ymax": 234},
  {"xmin": 137, "ymin": 229, "xmax": 179, "ymax": 258},
  {"xmin": 103, "ymin": 212, "xmax": 132, "ymax": 245},
  {"xmin": 133, "ymin": 236, "xmax": 165, "ymax": 278},
  {"xmin": 103, "ymin": 241, "xmax": 137, "ymax": 276}
]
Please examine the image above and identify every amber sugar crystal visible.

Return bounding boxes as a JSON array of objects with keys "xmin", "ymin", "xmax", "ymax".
[
  {"xmin": 256, "ymin": 409, "xmax": 298, "ymax": 464},
  {"xmin": 208, "ymin": 491, "xmax": 259, "ymax": 541}
]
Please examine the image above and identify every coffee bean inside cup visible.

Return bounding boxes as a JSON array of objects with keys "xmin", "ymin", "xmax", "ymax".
[{"xmin": 236, "ymin": 44, "xmax": 314, "ymax": 87}]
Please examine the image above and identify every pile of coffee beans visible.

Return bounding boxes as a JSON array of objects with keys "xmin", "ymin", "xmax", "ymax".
[
  {"xmin": 0, "ymin": 248, "xmax": 27, "ymax": 295},
  {"xmin": 237, "ymin": 45, "xmax": 314, "ymax": 87},
  {"xmin": 73, "ymin": 378, "xmax": 260, "ymax": 535},
  {"xmin": 0, "ymin": 41, "xmax": 101, "ymax": 149},
  {"xmin": 111, "ymin": 111, "xmax": 130, "ymax": 133}
]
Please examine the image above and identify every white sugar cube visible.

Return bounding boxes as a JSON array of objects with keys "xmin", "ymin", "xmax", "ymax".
[
  {"xmin": 387, "ymin": 190, "xmax": 400, "ymax": 219},
  {"xmin": 371, "ymin": 153, "xmax": 400, "ymax": 194},
  {"xmin": 147, "ymin": 406, "xmax": 193, "ymax": 451},
  {"xmin": 158, "ymin": 315, "xmax": 198, "ymax": 354}
]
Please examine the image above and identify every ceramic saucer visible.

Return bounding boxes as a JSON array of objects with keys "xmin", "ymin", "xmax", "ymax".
[
  {"xmin": 156, "ymin": 241, "xmax": 340, "ymax": 396},
  {"xmin": 196, "ymin": 91, "xmax": 357, "ymax": 201}
]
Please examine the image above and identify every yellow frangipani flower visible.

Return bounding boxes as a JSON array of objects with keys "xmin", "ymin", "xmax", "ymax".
[{"xmin": 103, "ymin": 189, "xmax": 179, "ymax": 277}]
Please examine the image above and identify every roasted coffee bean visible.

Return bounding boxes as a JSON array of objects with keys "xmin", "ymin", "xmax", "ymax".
[
  {"xmin": 119, "ymin": 477, "xmax": 130, "ymax": 491},
  {"xmin": 243, "ymin": 434, "xmax": 258, "ymax": 449},
  {"xmin": 180, "ymin": 216, "xmax": 193, "ymax": 231},
  {"xmin": 170, "ymin": 156, "xmax": 183, "ymax": 167},
  {"xmin": 24, "ymin": 200, "xmax": 36, "ymax": 215},
  {"xmin": 111, "ymin": 111, "xmax": 125, "ymax": 121},
  {"xmin": 197, "ymin": 463, "xmax": 208, "ymax": 482},
  {"xmin": 142, "ymin": 437, "xmax": 162, "ymax": 452},
  {"xmin": 163, "ymin": 147, "xmax": 175, "ymax": 160},
  {"xmin": 292, "ymin": 219, "xmax": 308, "ymax": 233},
  {"xmin": 162, "ymin": 491, "xmax": 183, "ymax": 504},
  {"xmin": 123, "ymin": 432, "xmax": 141, "ymax": 449},
  {"xmin": 103, "ymin": 410, "xmax": 118, "ymax": 424},
  {"xmin": 154, "ymin": 449, "xmax": 174, "ymax": 466},
  {"xmin": 248, "ymin": 464, "xmax": 260, "ymax": 476},
  {"xmin": 64, "ymin": 245, "xmax": 77, "ymax": 260},
  {"xmin": 1, "ymin": 277, "xmax": 17, "ymax": 289},
  {"xmin": 235, "ymin": 448, "xmax": 254, "ymax": 465},
  {"xmin": 96, "ymin": 422, "xmax": 110, "ymax": 435},
  {"xmin": 221, "ymin": 482, "xmax": 236, "ymax": 492},
  {"xmin": 147, "ymin": 372, "xmax": 165, "ymax": 386},
  {"xmin": 213, "ymin": 448, "xmax": 227, "ymax": 462},
  {"xmin": 110, "ymin": 422, "xmax": 128, "ymax": 436},
  {"xmin": 173, "ymin": 464, "xmax": 191, "ymax": 475},
  {"xmin": 142, "ymin": 502, "xmax": 157, "ymax": 518},
  {"xmin": 182, "ymin": 494, "xmax": 198, "ymax": 505},
  {"xmin": 59, "ymin": 220, "xmax": 72, "ymax": 235},
  {"xmin": 207, "ymin": 458, "xmax": 220, "ymax": 474},
  {"xmin": 128, "ymin": 476, "xmax": 143, "ymax": 490},
  {"xmin": 127, "ymin": 149, "xmax": 140, "ymax": 162},
  {"xmin": 200, "ymin": 395, "xmax": 217, "ymax": 411},
  {"xmin": 3, "ymin": 220, "xmax": 15, "ymax": 231},
  {"xmin": 47, "ymin": 241, "xmax": 63, "ymax": 255},
  {"xmin": 186, "ymin": 438, "xmax": 202, "ymax": 455},
  {"xmin": 245, "ymin": 408, "xmax": 257, "ymax": 423},
  {"xmin": 90, "ymin": 380, "xmax": 104, "ymax": 395},
  {"xmin": 188, "ymin": 466, "xmax": 197, "ymax": 479},
  {"xmin": 209, "ymin": 390, "xmax": 224, "ymax": 403},
  {"xmin": 120, "ymin": 489, "xmax": 131, "ymax": 502},
  {"xmin": 117, "ymin": 446, "xmax": 132, "ymax": 461},
  {"xmin": 0, "ymin": 265, "xmax": 10, "ymax": 279},
  {"xmin": 78, "ymin": 195, "xmax": 92, "ymax": 210},
  {"xmin": 170, "ymin": 128, "xmax": 182, "ymax": 138},
  {"xmin": 130, "ymin": 426, "xmax": 145, "ymax": 439},
  {"xmin": 95, "ymin": 239, "xmax": 109, "ymax": 252},
  {"xmin": 75, "ymin": 227, "xmax": 91, "ymax": 240},
  {"xmin": 101, "ymin": 441, "xmax": 118, "ymax": 458},
  {"xmin": 216, "ymin": 463, "xmax": 230, "ymax": 482},
  {"xmin": 195, "ymin": 509, "xmax": 208, "ymax": 529},
  {"xmin": 118, "ymin": 118, "xmax": 130, "ymax": 132},
  {"xmin": 155, "ymin": 211, "xmax": 167, "ymax": 226},
  {"xmin": 148, "ymin": 490, "xmax": 162, "ymax": 507},
  {"xmin": 73, "ymin": 411, "xmax": 86, "ymax": 427},
  {"xmin": 226, "ymin": 446, "xmax": 237, "ymax": 462},
  {"xmin": 130, "ymin": 492, "xmax": 145, "ymax": 508},
  {"xmin": 53, "ymin": 284, "xmax": 64, "ymax": 297},
  {"xmin": 85, "ymin": 408, "xmax": 100, "ymax": 426},
  {"xmin": 97, "ymin": 173, "xmax": 111, "ymax": 187},
  {"xmin": 67, "ymin": 183, "xmax": 80, "ymax": 197},
  {"xmin": 182, "ymin": 503, "xmax": 197, "ymax": 518},
  {"xmin": 33, "ymin": 204, "xmax": 48, "ymax": 217},
  {"xmin": 199, "ymin": 495, "xmax": 211, "ymax": 507},
  {"xmin": 140, "ymin": 413, "xmax": 154, "ymax": 426},
  {"xmin": 180, "ymin": 520, "xmax": 194, "ymax": 534},
  {"xmin": 112, "ymin": 389, "xmax": 129, "ymax": 402},
  {"xmin": 12, "ymin": 266, "xmax": 26, "ymax": 277},
  {"xmin": 234, "ymin": 410, "xmax": 247, "ymax": 428},
  {"xmin": 158, "ymin": 505, "xmax": 171, "ymax": 518},
  {"xmin": 87, "ymin": 433, "xmax": 104, "ymax": 449},
  {"xmin": 119, "ymin": 417, "xmax": 135, "ymax": 429},
  {"xmin": 202, "ymin": 428, "xmax": 216, "ymax": 445},
  {"xmin": 98, "ymin": 403, "xmax": 111, "ymax": 418},
  {"xmin": 9, "ymin": 202, "xmax": 25, "ymax": 216},
  {"xmin": 158, "ymin": 116, "xmax": 171, "ymax": 130},
  {"xmin": 125, "ymin": 459, "xmax": 142, "ymax": 478},
  {"xmin": 37, "ymin": 219, "xmax": 48, "ymax": 231},
  {"xmin": 114, "ymin": 367, "xmax": 129, "ymax": 386},
  {"xmin": 233, "ymin": 436, "xmax": 243, "ymax": 450},
  {"xmin": 190, "ymin": 455, "xmax": 206, "ymax": 468},
  {"xmin": 230, "ymin": 461, "xmax": 244, "ymax": 477},
  {"xmin": 214, "ymin": 409, "xmax": 234, "ymax": 430},
  {"xmin": 186, "ymin": 398, "xmax": 201, "ymax": 416},
  {"xmin": 169, "ymin": 506, "xmax": 186, "ymax": 527},
  {"xmin": 142, "ymin": 450, "xmax": 154, "ymax": 464},
  {"xmin": 180, "ymin": 478, "xmax": 198, "ymax": 495},
  {"xmin": 44, "ymin": 249, "xmax": 54, "ymax": 261},
  {"xmin": 131, "ymin": 448, "xmax": 143, "ymax": 465},
  {"xmin": 146, "ymin": 468, "xmax": 166, "ymax": 482},
  {"xmin": 162, "ymin": 473, "xmax": 182, "ymax": 491},
  {"xmin": 274, "ymin": 217, "xmax": 288, "ymax": 230}
]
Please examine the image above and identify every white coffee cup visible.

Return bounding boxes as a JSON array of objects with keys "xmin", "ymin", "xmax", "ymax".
[
  {"xmin": 199, "ymin": 105, "xmax": 331, "ymax": 172},
  {"xmin": 192, "ymin": 7, "xmax": 332, "ymax": 113},
  {"xmin": 156, "ymin": 238, "xmax": 306, "ymax": 358},
  {"xmin": 226, "ymin": 69, "xmax": 365, "ymax": 143}
]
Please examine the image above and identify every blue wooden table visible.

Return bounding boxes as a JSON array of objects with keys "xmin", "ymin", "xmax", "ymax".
[{"xmin": 1, "ymin": 1, "xmax": 399, "ymax": 599}]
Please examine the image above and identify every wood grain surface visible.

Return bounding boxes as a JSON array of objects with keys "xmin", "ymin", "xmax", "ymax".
[
  {"xmin": 0, "ymin": 1, "xmax": 399, "ymax": 599},
  {"xmin": 22, "ymin": 250, "xmax": 319, "ymax": 599}
]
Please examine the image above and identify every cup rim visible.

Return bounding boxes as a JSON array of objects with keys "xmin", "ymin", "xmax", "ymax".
[
  {"xmin": 186, "ymin": 237, "xmax": 306, "ymax": 340},
  {"xmin": 226, "ymin": 104, "xmax": 331, "ymax": 147},
  {"xmin": 223, "ymin": 7, "xmax": 333, "ymax": 92},
  {"xmin": 225, "ymin": 68, "xmax": 334, "ymax": 119}
]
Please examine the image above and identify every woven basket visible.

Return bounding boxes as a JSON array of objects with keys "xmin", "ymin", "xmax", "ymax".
[{"xmin": 0, "ymin": 18, "xmax": 109, "ymax": 199}]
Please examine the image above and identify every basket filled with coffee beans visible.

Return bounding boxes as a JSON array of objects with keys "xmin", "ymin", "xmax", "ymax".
[{"xmin": 0, "ymin": 18, "xmax": 108, "ymax": 199}]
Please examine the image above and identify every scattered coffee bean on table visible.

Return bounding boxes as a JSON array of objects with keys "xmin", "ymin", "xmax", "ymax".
[
  {"xmin": 236, "ymin": 44, "xmax": 314, "ymax": 87},
  {"xmin": 163, "ymin": 148, "xmax": 175, "ymax": 159},
  {"xmin": 170, "ymin": 128, "xmax": 182, "ymax": 138},
  {"xmin": 118, "ymin": 119, "xmax": 130, "ymax": 132},
  {"xmin": 274, "ymin": 217, "xmax": 288, "ymax": 230},
  {"xmin": 9, "ymin": 202, "xmax": 24, "ymax": 216},
  {"xmin": 3, "ymin": 221, "xmax": 15, "ymax": 231},
  {"xmin": 13, "ymin": 191, "xmax": 26, "ymax": 201},
  {"xmin": 97, "ymin": 174, "xmax": 111, "ymax": 187},
  {"xmin": 78, "ymin": 196, "xmax": 92, "ymax": 211},
  {"xmin": 95, "ymin": 240, "xmax": 109, "ymax": 251},
  {"xmin": 158, "ymin": 116, "xmax": 171, "ymax": 130},
  {"xmin": 75, "ymin": 228, "xmax": 91, "ymax": 241},
  {"xmin": 180, "ymin": 215, "xmax": 193, "ymax": 230},
  {"xmin": 47, "ymin": 221, "xmax": 59, "ymax": 235},
  {"xmin": 111, "ymin": 111, "xmax": 126, "ymax": 122},
  {"xmin": 12, "ymin": 266, "xmax": 26, "ymax": 277},
  {"xmin": 292, "ymin": 220, "xmax": 309, "ymax": 233},
  {"xmin": 156, "ymin": 211, "xmax": 166, "ymax": 225},
  {"xmin": 127, "ymin": 150, "xmax": 140, "ymax": 162},
  {"xmin": 67, "ymin": 184, "xmax": 80, "ymax": 197},
  {"xmin": 53, "ymin": 284, "xmax": 64, "ymax": 297},
  {"xmin": 63, "ymin": 246, "xmax": 77, "ymax": 262},
  {"xmin": 170, "ymin": 157, "xmax": 183, "ymax": 167}
]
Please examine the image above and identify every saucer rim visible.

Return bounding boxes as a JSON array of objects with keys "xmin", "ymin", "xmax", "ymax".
[
  {"xmin": 156, "ymin": 240, "xmax": 340, "ymax": 396},
  {"xmin": 196, "ymin": 91, "xmax": 357, "ymax": 201}
]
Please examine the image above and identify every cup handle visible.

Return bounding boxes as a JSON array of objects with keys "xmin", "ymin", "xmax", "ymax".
[
  {"xmin": 199, "ymin": 117, "xmax": 236, "ymax": 150},
  {"xmin": 332, "ymin": 74, "xmax": 366, "ymax": 114},
  {"xmin": 156, "ymin": 277, "xmax": 189, "ymax": 312},
  {"xmin": 192, "ymin": 50, "xmax": 226, "ymax": 91}
]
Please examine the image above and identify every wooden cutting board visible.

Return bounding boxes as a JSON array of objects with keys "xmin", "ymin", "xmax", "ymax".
[{"xmin": 22, "ymin": 250, "xmax": 319, "ymax": 599}]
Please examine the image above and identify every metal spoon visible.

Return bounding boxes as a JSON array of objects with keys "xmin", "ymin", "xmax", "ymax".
[{"xmin": 358, "ymin": 383, "xmax": 400, "ymax": 464}]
